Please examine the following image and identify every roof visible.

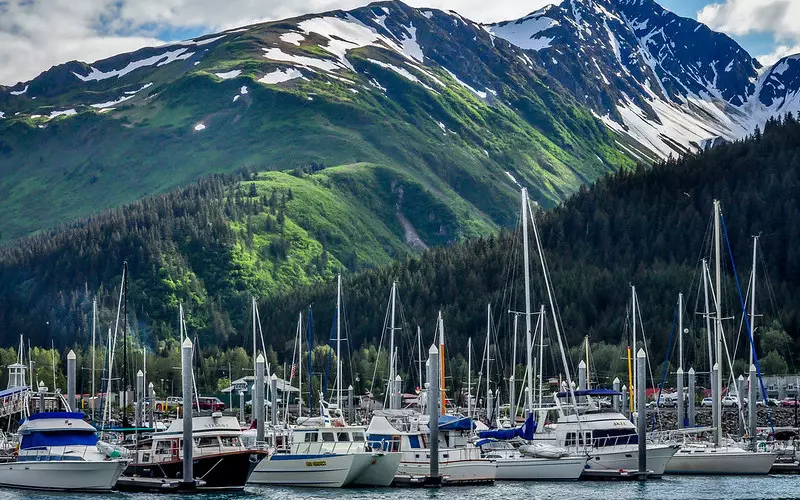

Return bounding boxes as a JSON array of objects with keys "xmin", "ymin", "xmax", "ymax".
[{"xmin": 225, "ymin": 376, "xmax": 300, "ymax": 393}]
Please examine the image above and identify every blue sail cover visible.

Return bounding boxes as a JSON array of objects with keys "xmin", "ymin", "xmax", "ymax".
[
  {"xmin": 438, "ymin": 415, "xmax": 475, "ymax": 430},
  {"xmin": 478, "ymin": 414, "xmax": 536, "ymax": 440},
  {"xmin": 21, "ymin": 431, "xmax": 98, "ymax": 449}
]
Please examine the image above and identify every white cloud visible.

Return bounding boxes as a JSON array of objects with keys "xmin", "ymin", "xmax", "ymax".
[
  {"xmin": 697, "ymin": 0, "xmax": 799, "ymax": 39},
  {"xmin": 0, "ymin": 0, "xmax": 554, "ymax": 86},
  {"xmin": 757, "ymin": 44, "xmax": 800, "ymax": 68}
]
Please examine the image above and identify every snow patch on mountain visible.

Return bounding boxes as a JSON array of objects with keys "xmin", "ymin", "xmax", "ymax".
[
  {"xmin": 485, "ymin": 15, "xmax": 558, "ymax": 52},
  {"xmin": 443, "ymin": 68, "xmax": 487, "ymax": 99},
  {"xmin": 280, "ymin": 32, "xmax": 305, "ymax": 46},
  {"xmin": 75, "ymin": 49, "xmax": 193, "ymax": 82},
  {"xmin": 214, "ymin": 70, "xmax": 242, "ymax": 80},
  {"xmin": 10, "ymin": 85, "xmax": 28, "ymax": 96},
  {"xmin": 259, "ymin": 68, "xmax": 304, "ymax": 84}
]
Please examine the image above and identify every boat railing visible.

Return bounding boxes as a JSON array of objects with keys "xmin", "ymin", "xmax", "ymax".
[
  {"xmin": 18, "ymin": 445, "xmax": 93, "ymax": 461},
  {"xmin": 291, "ymin": 440, "xmax": 369, "ymax": 455}
]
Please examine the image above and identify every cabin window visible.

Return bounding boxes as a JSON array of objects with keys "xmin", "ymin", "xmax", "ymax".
[
  {"xmin": 304, "ymin": 433, "xmax": 317, "ymax": 443},
  {"xmin": 337, "ymin": 433, "xmax": 350, "ymax": 442},
  {"xmin": 196, "ymin": 437, "xmax": 219, "ymax": 448},
  {"xmin": 155, "ymin": 441, "xmax": 171, "ymax": 454},
  {"xmin": 591, "ymin": 429, "xmax": 638, "ymax": 447},
  {"xmin": 221, "ymin": 437, "xmax": 241, "ymax": 448},
  {"xmin": 566, "ymin": 432, "xmax": 576, "ymax": 446},
  {"xmin": 408, "ymin": 435, "xmax": 421, "ymax": 449},
  {"xmin": 352, "ymin": 432, "xmax": 365, "ymax": 442},
  {"xmin": 322, "ymin": 432, "xmax": 335, "ymax": 442}
]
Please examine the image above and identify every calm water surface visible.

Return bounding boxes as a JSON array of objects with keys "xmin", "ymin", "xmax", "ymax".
[{"xmin": 2, "ymin": 477, "xmax": 799, "ymax": 500}]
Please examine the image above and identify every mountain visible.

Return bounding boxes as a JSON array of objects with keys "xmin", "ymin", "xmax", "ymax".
[
  {"xmin": 486, "ymin": 0, "xmax": 800, "ymax": 158},
  {"xmin": 0, "ymin": 1, "xmax": 631, "ymax": 243}
]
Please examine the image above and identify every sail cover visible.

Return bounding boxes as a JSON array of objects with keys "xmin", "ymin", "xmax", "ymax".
[{"xmin": 478, "ymin": 414, "xmax": 536, "ymax": 440}]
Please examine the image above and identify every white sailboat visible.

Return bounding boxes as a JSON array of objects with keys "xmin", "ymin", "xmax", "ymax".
[{"xmin": 664, "ymin": 201, "xmax": 776, "ymax": 474}]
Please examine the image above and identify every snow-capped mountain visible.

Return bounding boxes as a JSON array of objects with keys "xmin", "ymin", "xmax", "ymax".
[{"xmin": 487, "ymin": 0, "xmax": 799, "ymax": 158}]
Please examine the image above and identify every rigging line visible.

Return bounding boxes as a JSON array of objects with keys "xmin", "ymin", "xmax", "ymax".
[
  {"xmin": 653, "ymin": 302, "xmax": 678, "ymax": 432},
  {"xmin": 633, "ymin": 289, "xmax": 658, "ymax": 416},
  {"xmin": 720, "ymin": 214, "xmax": 774, "ymax": 432},
  {"xmin": 702, "ymin": 263, "xmax": 740, "ymax": 399},
  {"xmin": 369, "ymin": 286, "xmax": 392, "ymax": 403}
]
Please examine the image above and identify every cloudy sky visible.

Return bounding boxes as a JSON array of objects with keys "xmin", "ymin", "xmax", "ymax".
[{"xmin": 0, "ymin": 0, "xmax": 796, "ymax": 85}]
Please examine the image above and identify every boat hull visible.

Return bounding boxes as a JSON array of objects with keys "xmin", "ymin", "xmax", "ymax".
[
  {"xmin": 495, "ymin": 456, "xmax": 587, "ymax": 481},
  {"xmin": 582, "ymin": 444, "xmax": 678, "ymax": 477},
  {"xmin": 349, "ymin": 452, "xmax": 402, "ymax": 486},
  {"xmin": 396, "ymin": 457, "xmax": 496, "ymax": 485},
  {"xmin": 248, "ymin": 453, "xmax": 356, "ymax": 487},
  {"xmin": 123, "ymin": 451, "xmax": 260, "ymax": 490},
  {"xmin": 0, "ymin": 459, "xmax": 127, "ymax": 491},
  {"xmin": 665, "ymin": 449, "xmax": 777, "ymax": 475}
]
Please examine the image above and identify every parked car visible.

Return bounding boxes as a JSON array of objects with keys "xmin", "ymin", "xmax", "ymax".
[
  {"xmin": 721, "ymin": 395, "xmax": 739, "ymax": 407},
  {"xmin": 780, "ymin": 397, "xmax": 799, "ymax": 408},
  {"xmin": 701, "ymin": 397, "xmax": 713, "ymax": 407},
  {"xmin": 193, "ymin": 396, "xmax": 226, "ymax": 411},
  {"xmin": 657, "ymin": 397, "xmax": 677, "ymax": 408}
]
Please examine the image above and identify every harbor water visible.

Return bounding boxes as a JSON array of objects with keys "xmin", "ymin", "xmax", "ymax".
[{"xmin": 2, "ymin": 477, "xmax": 799, "ymax": 500}]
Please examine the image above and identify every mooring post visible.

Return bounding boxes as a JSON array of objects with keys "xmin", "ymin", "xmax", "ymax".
[
  {"xmin": 66, "ymin": 350, "xmax": 76, "ymax": 412},
  {"xmin": 677, "ymin": 367, "xmax": 685, "ymax": 429},
  {"xmin": 181, "ymin": 337, "xmax": 194, "ymax": 488},
  {"xmin": 688, "ymin": 368, "xmax": 696, "ymax": 427},
  {"xmin": 270, "ymin": 373, "xmax": 278, "ymax": 426},
  {"xmin": 256, "ymin": 354, "xmax": 265, "ymax": 442},
  {"xmin": 613, "ymin": 377, "xmax": 621, "ymax": 412},
  {"xmin": 428, "ymin": 344, "xmax": 441, "ymax": 486}
]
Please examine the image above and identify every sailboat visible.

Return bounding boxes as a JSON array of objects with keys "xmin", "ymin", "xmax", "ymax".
[
  {"xmin": 513, "ymin": 188, "xmax": 677, "ymax": 476},
  {"xmin": 664, "ymin": 201, "xmax": 776, "ymax": 475}
]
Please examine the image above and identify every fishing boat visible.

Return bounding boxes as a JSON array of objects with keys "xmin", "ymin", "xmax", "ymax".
[
  {"xmin": 249, "ymin": 424, "xmax": 401, "ymax": 487},
  {"xmin": 122, "ymin": 413, "xmax": 265, "ymax": 490},
  {"xmin": 0, "ymin": 412, "xmax": 128, "ymax": 491}
]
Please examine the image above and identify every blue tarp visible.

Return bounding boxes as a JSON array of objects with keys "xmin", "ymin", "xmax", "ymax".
[
  {"xmin": 556, "ymin": 388, "xmax": 621, "ymax": 398},
  {"xmin": 0, "ymin": 386, "xmax": 28, "ymax": 398},
  {"xmin": 20, "ymin": 431, "xmax": 98, "ymax": 449},
  {"xmin": 438, "ymin": 414, "xmax": 475, "ymax": 430},
  {"xmin": 478, "ymin": 414, "xmax": 536, "ymax": 440}
]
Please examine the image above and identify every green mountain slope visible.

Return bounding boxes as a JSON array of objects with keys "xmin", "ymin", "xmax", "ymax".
[{"xmin": 0, "ymin": 1, "xmax": 633, "ymax": 244}]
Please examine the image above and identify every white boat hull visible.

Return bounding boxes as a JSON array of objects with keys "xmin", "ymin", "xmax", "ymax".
[
  {"xmin": 397, "ymin": 457, "xmax": 496, "ymax": 484},
  {"xmin": 495, "ymin": 456, "xmax": 587, "ymax": 481},
  {"xmin": 0, "ymin": 459, "xmax": 127, "ymax": 491},
  {"xmin": 665, "ymin": 449, "xmax": 777, "ymax": 475},
  {"xmin": 248, "ymin": 453, "xmax": 356, "ymax": 487},
  {"xmin": 349, "ymin": 452, "xmax": 402, "ymax": 486},
  {"xmin": 582, "ymin": 444, "xmax": 678, "ymax": 476}
]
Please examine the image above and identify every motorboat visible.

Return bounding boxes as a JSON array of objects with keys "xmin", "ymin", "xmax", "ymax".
[
  {"xmin": 121, "ymin": 413, "xmax": 266, "ymax": 490},
  {"xmin": 0, "ymin": 412, "xmax": 128, "ymax": 491},
  {"xmin": 249, "ymin": 424, "xmax": 401, "ymax": 487},
  {"xmin": 530, "ymin": 391, "xmax": 678, "ymax": 476}
]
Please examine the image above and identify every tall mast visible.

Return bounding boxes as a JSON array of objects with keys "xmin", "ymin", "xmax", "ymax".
[
  {"xmin": 252, "ymin": 297, "xmax": 257, "ymax": 378},
  {"xmin": 389, "ymin": 282, "xmax": 397, "ymax": 408},
  {"xmin": 584, "ymin": 335, "xmax": 590, "ymax": 390},
  {"xmin": 438, "ymin": 311, "xmax": 446, "ymax": 415},
  {"xmin": 750, "ymin": 236, "xmax": 758, "ymax": 367},
  {"xmin": 485, "ymin": 304, "xmax": 491, "ymax": 425},
  {"xmin": 702, "ymin": 259, "xmax": 713, "ymax": 370},
  {"xmin": 678, "ymin": 293, "xmax": 683, "ymax": 371},
  {"xmin": 298, "ymin": 312, "xmax": 303, "ymax": 417},
  {"xmin": 631, "ymin": 285, "xmax": 637, "ymax": 408},
  {"xmin": 336, "ymin": 273, "xmax": 342, "ymax": 410},
  {"xmin": 417, "ymin": 326, "xmax": 423, "ymax": 395},
  {"xmin": 537, "ymin": 304, "xmax": 545, "ymax": 408},
  {"xmin": 713, "ymin": 200, "xmax": 723, "ymax": 445},
  {"xmin": 122, "ymin": 261, "xmax": 129, "ymax": 428},
  {"xmin": 467, "ymin": 337, "xmax": 472, "ymax": 420},
  {"xmin": 92, "ymin": 298, "xmax": 97, "ymax": 422},
  {"xmin": 521, "ymin": 188, "xmax": 534, "ymax": 414}
]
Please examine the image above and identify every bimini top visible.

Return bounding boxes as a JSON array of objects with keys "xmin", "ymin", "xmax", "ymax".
[
  {"xmin": 19, "ymin": 412, "xmax": 98, "ymax": 449},
  {"xmin": 556, "ymin": 389, "xmax": 621, "ymax": 398}
]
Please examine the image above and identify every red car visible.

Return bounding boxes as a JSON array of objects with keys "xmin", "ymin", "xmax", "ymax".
[
  {"xmin": 192, "ymin": 396, "xmax": 226, "ymax": 411},
  {"xmin": 780, "ymin": 398, "xmax": 799, "ymax": 408}
]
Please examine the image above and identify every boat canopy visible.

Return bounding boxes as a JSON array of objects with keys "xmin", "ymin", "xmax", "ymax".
[
  {"xmin": 20, "ymin": 430, "xmax": 98, "ymax": 449},
  {"xmin": 438, "ymin": 415, "xmax": 475, "ymax": 431},
  {"xmin": 556, "ymin": 388, "xmax": 621, "ymax": 398},
  {"xmin": 477, "ymin": 414, "xmax": 536, "ymax": 440}
]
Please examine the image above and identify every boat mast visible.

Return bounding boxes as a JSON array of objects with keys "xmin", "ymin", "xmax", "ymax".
[
  {"xmin": 438, "ymin": 311, "xmax": 446, "ymax": 415},
  {"xmin": 750, "ymin": 236, "xmax": 758, "ymax": 367},
  {"xmin": 298, "ymin": 312, "xmax": 303, "ymax": 417},
  {"xmin": 467, "ymin": 337, "xmax": 472, "ymax": 420},
  {"xmin": 678, "ymin": 293, "xmax": 683, "ymax": 371},
  {"xmin": 631, "ymin": 285, "xmax": 637, "ymax": 409},
  {"xmin": 521, "ymin": 188, "xmax": 534, "ymax": 414},
  {"xmin": 122, "ymin": 261, "xmax": 129, "ymax": 428},
  {"xmin": 485, "ymin": 304, "xmax": 491, "ymax": 425},
  {"xmin": 91, "ymin": 298, "xmax": 97, "ymax": 422},
  {"xmin": 702, "ymin": 259, "xmax": 713, "ymax": 371},
  {"xmin": 714, "ymin": 200, "xmax": 723, "ymax": 445},
  {"xmin": 252, "ymin": 297, "xmax": 257, "ymax": 379},
  {"xmin": 336, "ymin": 273, "xmax": 342, "ymax": 411},
  {"xmin": 389, "ymin": 281, "xmax": 397, "ymax": 408},
  {"xmin": 537, "ymin": 304, "xmax": 545, "ymax": 408},
  {"xmin": 584, "ymin": 335, "xmax": 590, "ymax": 390}
]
